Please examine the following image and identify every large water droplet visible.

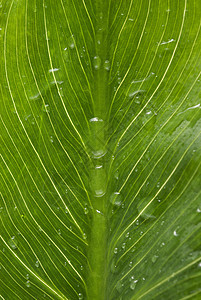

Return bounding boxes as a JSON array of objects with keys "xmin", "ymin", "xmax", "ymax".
[{"xmin": 90, "ymin": 166, "xmax": 106, "ymax": 197}]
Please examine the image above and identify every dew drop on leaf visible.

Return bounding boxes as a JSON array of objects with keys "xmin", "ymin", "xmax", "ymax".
[
  {"xmin": 114, "ymin": 247, "xmax": 118, "ymax": 254},
  {"xmin": 152, "ymin": 255, "xmax": 159, "ymax": 263},
  {"xmin": 8, "ymin": 236, "xmax": 18, "ymax": 250},
  {"xmin": 93, "ymin": 56, "xmax": 101, "ymax": 70},
  {"xmin": 130, "ymin": 280, "xmax": 138, "ymax": 290},
  {"xmin": 68, "ymin": 35, "xmax": 75, "ymax": 49},
  {"xmin": 26, "ymin": 280, "xmax": 31, "ymax": 288},
  {"xmin": 84, "ymin": 207, "xmax": 89, "ymax": 215},
  {"xmin": 116, "ymin": 280, "xmax": 124, "ymax": 293},
  {"xmin": 110, "ymin": 192, "xmax": 122, "ymax": 207},
  {"xmin": 104, "ymin": 60, "xmax": 110, "ymax": 71},
  {"xmin": 78, "ymin": 293, "xmax": 83, "ymax": 299},
  {"xmin": 35, "ymin": 260, "xmax": 40, "ymax": 268},
  {"xmin": 83, "ymin": 233, "xmax": 87, "ymax": 240}
]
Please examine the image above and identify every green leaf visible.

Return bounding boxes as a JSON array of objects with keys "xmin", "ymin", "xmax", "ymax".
[{"xmin": 1, "ymin": 0, "xmax": 201, "ymax": 299}]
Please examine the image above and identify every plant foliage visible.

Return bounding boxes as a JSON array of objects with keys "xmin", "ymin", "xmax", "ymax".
[{"xmin": 1, "ymin": 0, "xmax": 201, "ymax": 299}]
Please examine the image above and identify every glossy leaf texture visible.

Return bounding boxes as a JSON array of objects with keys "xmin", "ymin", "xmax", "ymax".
[{"xmin": 1, "ymin": 0, "xmax": 201, "ymax": 299}]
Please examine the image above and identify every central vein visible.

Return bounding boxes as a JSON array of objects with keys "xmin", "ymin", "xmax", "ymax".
[{"xmin": 86, "ymin": 1, "xmax": 110, "ymax": 299}]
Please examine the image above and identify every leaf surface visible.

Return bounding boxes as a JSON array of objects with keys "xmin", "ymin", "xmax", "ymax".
[{"xmin": 1, "ymin": 0, "xmax": 201, "ymax": 299}]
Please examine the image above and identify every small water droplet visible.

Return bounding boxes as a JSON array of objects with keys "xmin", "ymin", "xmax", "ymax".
[
  {"xmin": 35, "ymin": 260, "xmax": 40, "ymax": 268},
  {"xmin": 136, "ymin": 219, "xmax": 139, "ymax": 226},
  {"xmin": 8, "ymin": 236, "xmax": 18, "ymax": 250},
  {"xmin": 125, "ymin": 232, "xmax": 130, "ymax": 238},
  {"xmin": 93, "ymin": 56, "xmax": 101, "ymax": 70},
  {"xmin": 114, "ymin": 170, "xmax": 119, "ymax": 180},
  {"xmin": 80, "ymin": 265, "xmax": 84, "ymax": 270},
  {"xmin": 173, "ymin": 230, "xmax": 178, "ymax": 237},
  {"xmin": 197, "ymin": 208, "xmax": 201, "ymax": 213},
  {"xmin": 26, "ymin": 274, "xmax": 29, "ymax": 280},
  {"xmin": 129, "ymin": 261, "xmax": 133, "ymax": 267},
  {"xmin": 110, "ymin": 192, "xmax": 122, "ymax": 207},
  {"xmin": 152, "ymin": 255, "xmax": 159, "ymax": 263},
  {"xmin": 121, "ymin": 242, "xmax": 126, "ymax": 251},
  {"xmin": 114, "ymin": 247, "xmax": 118, "ymax": 254},
  {"xmin": 26, "ymin": 280, "xmax": 31, "ymax": 288},
  {"xmin": 68, "ymin": 35, "xmax": 75, "ymax": 49},
  {"xmin": 78, "ymin": 293, "xmax": 83, "ymax": 300},
  {"xmin": 84, "ymin": 207, "xmax": 89, "ymax": 214},
  {"xmin": 83, "ymin": 233, "xmax": 87, "ymax": 240},
  {"xmin": 130, "ymin": 280, "xmax": 138, "ymax": 290},
  {"xmin": 156, "ymin": 182, "xmax": 160, "ymax": 188},
  {"xmin": 58, "ymin": 229, "xmax": 61, "ymax": 235},
  {"xmin": 116, "ymin": 281, "xmax": 124, "ymax": 293},
  {"xmin": 104, "ymin": 60, "xmax": 110, "ymax": 71}
]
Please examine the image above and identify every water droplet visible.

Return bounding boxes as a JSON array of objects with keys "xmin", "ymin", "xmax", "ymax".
[
  {"xmin": 90, "ymin": 167, "xmax": 106, "ymax": 197},
  {"xmin": 84, "ymin": 207, "xmax": 89, "ymax": 215},
  {"xmin": 35, "ymin": 260, "xmax": 40, "ymax": 268},
  {"xmin": 160, "ymin": 38, "xmax": 175, "ymax": 45},
  {"xmin": 26, "ymin": 274, "xmax": 29, "ymax": 280},
  {"xmin": 116, "ymin": 281, "xmax": 124, "ymax": 293},
  {"xmin": 125, "ymin": 232, "xmax": 130, "ymax": 238},
  {"xmin": 8, "ymin": 236, "xmax": 18, "ymax": 250},
  {"xmin": 43, "ymin": 104, "xmax": 50, "ymax": 113},
  {"xmin": 68, "ymin": 35, "xmax": 75, "ymax": 49},
  {"xmin": 197, "ymin": 208, "xmax": 201, "ymax": 213},
  {"xmin": 78, "ymin": 293, "xmax": 83, "ymax": 300},
  {"xmin": 129, "ymin": 261, "xmax": 133, "ymax": 267},
  {"xmin": 198, "ymin": 262, "xmax": 201, "ymax": 267},
  {"xmin": 49, "ymin": 68, "xmax": 59, "ymax": 73},
  {"xmin": 104, "ymin": 60, "xmax": 110, "ymax": 71},
  {"xmin": 26, "ymin": 280, "xmax": 31, "ymax": 288},
  {"xmin": 114, "ymin": 247, "xmax": 118, "ymax": 254},
  {"xmin": 137, "ymin": 196, "xmax": 156, "ymax": 220},
  {"xmin": 114, "ymin": 170, "xmax": 119, "ymax": 180},
  {"xmin": 93, "ymin": 56, "xmax": 101, "ymax": 70},
  {"xmin": 121, "ymin": 243, "xmax": 126, "ymax": 251},
  {"xmin": 136, "ymin": 219, "xmax": 139, "ymax": 226},
  {"xmin": 152, "ymin": 255, "xmax": 159, "ymax": 263},
  {"xmin": 58, "ymin": 229, "xmax": 61, "ymax": 235},
  {"xmin": 83, "ymin": 233, "xmax": 87, "ymax": 240},
  {"xmin": 110, "ymin": 192, "xmax": 122, "ymax": 207},
  {"xmin": 38, "ymin": 226, "xmax": 42, "ymax": 232},
  {"xmin": 130, "ymin": 280, "xmax": 138, "ymax": 290},
  {"xmin": 173, "ymin": 230, "xmax": 178, "ymax": 237},
  {"xmin": 80, "ymin": 265, "xmax": 84, "ymax": 270}
]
